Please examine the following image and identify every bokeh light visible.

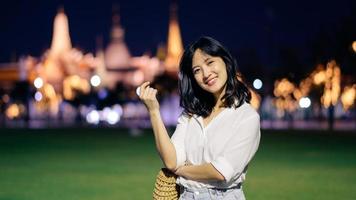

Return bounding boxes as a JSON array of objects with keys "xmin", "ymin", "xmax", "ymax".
[
  {"xmin": 90, "ymin": 75, "xmax": 101, "ymax": 87},
  {"xmin": 253, "ymin": 79, "xmax": 263, "ymax": 90},
  {"xmin": 34, "ymin": 91, "xmax": 43, "ymax": 102},
  {"xmin": 352, "ymin": 41, "xmax": 356, "ymax": 53},
  {"xmin": 34, "ymin": 77, "xmax": 44, "ymax": 89},
  {"xmin": 299, "ymin": 97, "xmax": 311, "ymax": 108},
  {"xmin": 86, "ymin": 110, "xmax": 100, "ymax": 124}
]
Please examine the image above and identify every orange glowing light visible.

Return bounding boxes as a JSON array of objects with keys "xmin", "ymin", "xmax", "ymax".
[
  {"xmin": 273, "ymin": 78, "xmax": 298, "ymax": 113},
  {"xmin": 274, "ymin": 78, "xmax": 295, "ymax": 97},
  {"xmin": 312, "ymin": 70, "xmax": 326, "ymax": 85},
  {"xmin": 6, "ymin": 104, "xmax": 20, "ymax": 119},
  {"xmin": 63, "ymin": 75, "xmax": 90, "ymax": 100},
  {"xmin": 341, "ymin": 85, "xmax": 356, "ymax": 110},
  {"xmin": 320, "ymin": 60, "xmax": 341, "ymax": 108},
  {"xmin": 293, "ymin": 89, "xmax": 302, "ymax": 100},
  {"xmin": 352, "ymin": 41, "xmax": 356, "ymax": 53}
]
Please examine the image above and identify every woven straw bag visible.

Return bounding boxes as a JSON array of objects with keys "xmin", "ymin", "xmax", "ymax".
[{"xmin": 153, "ymin": 168, "xmax": 180, "ymax": 200}]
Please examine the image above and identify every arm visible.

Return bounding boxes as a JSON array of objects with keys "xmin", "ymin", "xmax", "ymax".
[
  {"xmin": 138, "ymin": 82, "xmax": 177, "ymax": 171},
  {"xmin": 149, "ymin": 109, "xmax": 178, "ymax": 171},
  {"xmin": 175, "ymin": 163, "xmax": 225, "ymax": 181}
]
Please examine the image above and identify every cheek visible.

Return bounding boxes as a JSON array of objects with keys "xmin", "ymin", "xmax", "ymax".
[
  {"xmin": 222, "ymin": 70, "xmax": 228, "ymax": 81},
  {"xmin": 218, "ymin": 66, "xmax": 228, "ymax": 81},
  {"xmin": 194, "ymin": 74, "xmax": 203, "ymax": 84}
]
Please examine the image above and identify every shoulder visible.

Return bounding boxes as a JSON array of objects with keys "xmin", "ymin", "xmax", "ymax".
[
  {"xmin": 177, "ymin": 112, "xmax": 192, "ymax": 124},
  {"xmin": 229, "ymin": 101, "xmax": 260, "ymax": 125}
]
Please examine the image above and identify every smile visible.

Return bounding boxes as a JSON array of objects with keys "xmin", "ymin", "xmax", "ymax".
[{"xmin": 206, "ymin": 77, "xmax": 217, "ymax": 86}]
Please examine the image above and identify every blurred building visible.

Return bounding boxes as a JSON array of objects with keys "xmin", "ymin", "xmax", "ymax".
[
  {"xmin": 0, "ymin": 3, "xmax": 184, "ymax": 127},
  {"xmin": 1, "ymin": 4, "xmax": 354, "ymax": 129}
]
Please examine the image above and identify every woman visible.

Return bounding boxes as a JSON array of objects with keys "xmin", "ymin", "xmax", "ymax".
[{"xmin": 138, "ymin": 36, "xmax": 260, "ymax": 199}]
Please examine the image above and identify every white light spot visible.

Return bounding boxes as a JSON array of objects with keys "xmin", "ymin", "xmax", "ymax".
[
  {"xmin": 112, "ymin": 104, "xmax": 123, "ymax": 116},
  {"xmin": 107, "ymin": 110, "xmax": 120, "ymax": 125},
  {"xmin": 90, "ymin": 75, "xmax": 101, "ymax": 87},
  {"xmin": 136, "ymin": 87, "xmax": 141, "ymax": 96},
  {"xmin": 34, "ymin": 77, "xmax": 43, "ymax": 89},
  {"xmin": 299, "ymin": 97, "xmax": 311, "ymax": 108},
  {"xmin": 86, "ymin": 110, "xmax": 100, "ymax": 124},
  {"xmin": 253, "ymin": 79, "xmax": 263, "ymax": 90}
]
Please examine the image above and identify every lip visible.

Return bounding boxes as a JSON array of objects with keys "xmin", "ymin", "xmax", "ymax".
[{"xmin": 205, "ymin": 77, "xmax": 217, "ymax": 86}]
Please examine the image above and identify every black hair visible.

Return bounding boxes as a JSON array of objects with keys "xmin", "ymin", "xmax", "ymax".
[{"xmin": 178, "ymin": 36, "xmax": 251, "ymax": 117}]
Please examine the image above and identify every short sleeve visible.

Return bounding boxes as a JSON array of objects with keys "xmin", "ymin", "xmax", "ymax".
[
  {"xmin": 211, "ymin": 113, "xmax": 261, "ymax": 182},
  {"xmin": 170, "ymin": 113, "xmax": 189, "ymax": 168}
]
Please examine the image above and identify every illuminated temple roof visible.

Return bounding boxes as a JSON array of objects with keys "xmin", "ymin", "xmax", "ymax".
[
  {"xmin": 50, "ymin": 7, "xmax": 72, "ymax": 58},
  {"xmin": 105, "ymin": 13, "xmax": 131, "ymax": 70},
  {"xmin": 165, "ymin": 3, "xmax": 183, "ymax": 74}
]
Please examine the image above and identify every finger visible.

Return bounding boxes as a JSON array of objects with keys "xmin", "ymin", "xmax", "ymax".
[
  {"xmin": 143, "ymin": 86, "xmax": 155, "ymax": 99},
  {"xmin": 139, "ymin": 81, "xmax": 150, "ymax": 98},
  {"xmin": 152, "ymin": 89, "xmax": 157, "ymax": 97},
  {"xmin": 147, "ymin": 88, "xmax": 155, "ymax": 98},
  {"xmin": 142, "ymin": 86, "xmax": 150, "ymax": 98}
]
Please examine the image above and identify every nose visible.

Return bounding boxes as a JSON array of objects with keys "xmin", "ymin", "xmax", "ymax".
[{"xmin": 201, "ymin": 66, "xmax": 211, "ymax": 79}]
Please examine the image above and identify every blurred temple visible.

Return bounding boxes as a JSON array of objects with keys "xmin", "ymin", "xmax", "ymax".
[
  {"xmin": 0, "ymin": 4, "xmax": 355, "ymax": 130},
  {"xmin": 0, "ymin": 5, "xmax": 183, "ymax": 128}
]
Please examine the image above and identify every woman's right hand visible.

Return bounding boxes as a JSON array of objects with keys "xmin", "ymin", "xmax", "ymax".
[{"xmin": 138, "ymin": 81, "xmax": 160, "ymax": 112}]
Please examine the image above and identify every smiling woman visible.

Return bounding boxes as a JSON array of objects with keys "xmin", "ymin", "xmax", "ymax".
[{"xmin": 138, "ymin": 36, "xmax": 261, "ymax": 200}]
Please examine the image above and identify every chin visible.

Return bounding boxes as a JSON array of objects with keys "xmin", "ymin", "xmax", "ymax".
[{"xmin": 204, "ymin": 86, "xmax": 223, "ymax": 94}]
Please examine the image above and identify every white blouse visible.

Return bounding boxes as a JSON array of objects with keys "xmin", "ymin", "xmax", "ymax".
[{"xmin": 171, "ymin": 102, "xmax": 261, "ymax": 189}]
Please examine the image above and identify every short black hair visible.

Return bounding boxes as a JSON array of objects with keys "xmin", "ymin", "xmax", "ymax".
[{"xmin": 178, "ymin": 36, "xmax": 251, "ymax": 117}]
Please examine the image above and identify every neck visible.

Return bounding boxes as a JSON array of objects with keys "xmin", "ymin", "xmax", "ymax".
[{"xmin": 213, "ymin": 84, "xmax": 227, "ymax": 109}]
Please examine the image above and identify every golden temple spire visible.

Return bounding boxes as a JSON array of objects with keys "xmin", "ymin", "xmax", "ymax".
[
  {"xmin": 50, "ymin": 7, "xmax": 72, "ymax": 57},
  {"xmin": 165, "ymin": 1, "xmax": 183, "ymax": 74}
]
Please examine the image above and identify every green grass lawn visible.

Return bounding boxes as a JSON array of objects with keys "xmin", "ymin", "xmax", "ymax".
[{"xmin": 0, "ymin": 128, "xmax": 355, "ymax": 200}]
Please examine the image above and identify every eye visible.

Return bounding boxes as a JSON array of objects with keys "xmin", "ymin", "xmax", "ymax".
[
  {"xmin": 207, "ymin": 61, "xmax": 214, "ymax": 65},
  {"xmin": 193, "ymin": 68, "xmax": 200, "ymax": 74}
]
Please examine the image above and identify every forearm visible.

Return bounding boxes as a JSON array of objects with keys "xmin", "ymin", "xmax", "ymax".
[
  {"xmin": 149, "ymin": 109, "xmax": 177, "ymax": 170},
  {"xmin": 175, "ymin": 163, "xmax": 225, "ymax": 181}
]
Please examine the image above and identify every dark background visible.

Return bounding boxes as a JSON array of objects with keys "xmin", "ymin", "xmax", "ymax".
[{"xmin": 1, "ymin": 0, "xmax": 356, "ymax": 84}]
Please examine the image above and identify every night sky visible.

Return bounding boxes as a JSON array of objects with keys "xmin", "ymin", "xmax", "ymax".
[{"xmin": 1, "ymin": 0, "xmax": 355, "ymax": 81}]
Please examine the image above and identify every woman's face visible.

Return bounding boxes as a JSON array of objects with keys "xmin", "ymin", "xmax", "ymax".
[{"xmin": 192, "ymin": 49, "xmax": 228, "ymax": 98}]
